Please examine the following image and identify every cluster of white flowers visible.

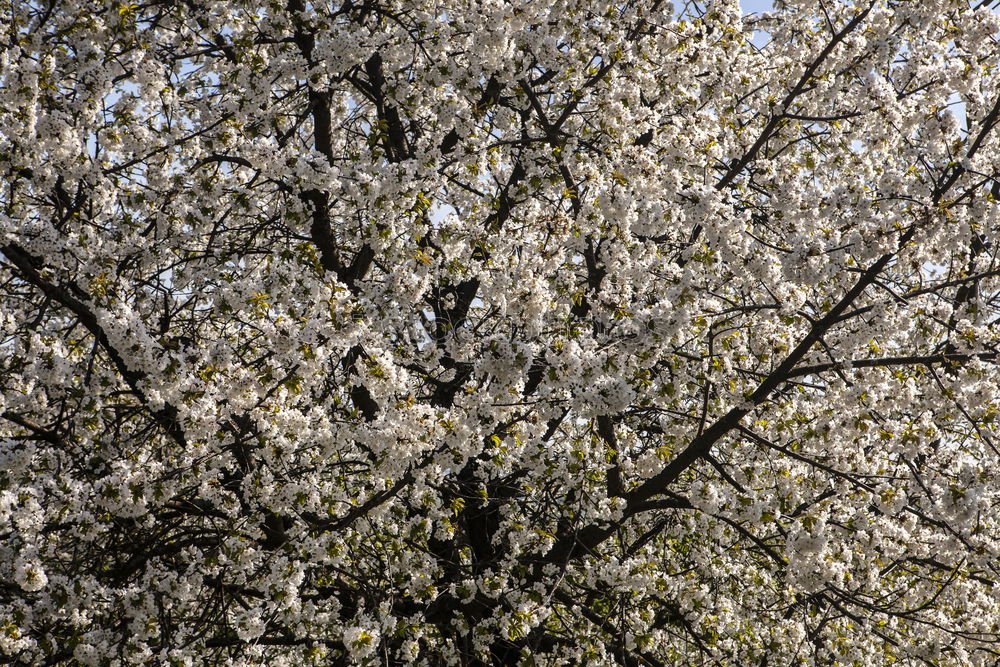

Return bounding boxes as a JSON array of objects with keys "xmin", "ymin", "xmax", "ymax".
[{"xmin": 12, "ymin": 556, "xmax": 47, "ymax": 593}]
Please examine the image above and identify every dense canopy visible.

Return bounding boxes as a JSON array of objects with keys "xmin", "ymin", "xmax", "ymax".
[{"xmin": 3, "ymin": 0, "xmax": 1000, "ymax": 663}]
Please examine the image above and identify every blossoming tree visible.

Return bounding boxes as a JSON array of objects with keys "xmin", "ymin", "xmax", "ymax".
[{"xmin": 3, "ymin": 0, "xmax": 1000, "ymax": 663}]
